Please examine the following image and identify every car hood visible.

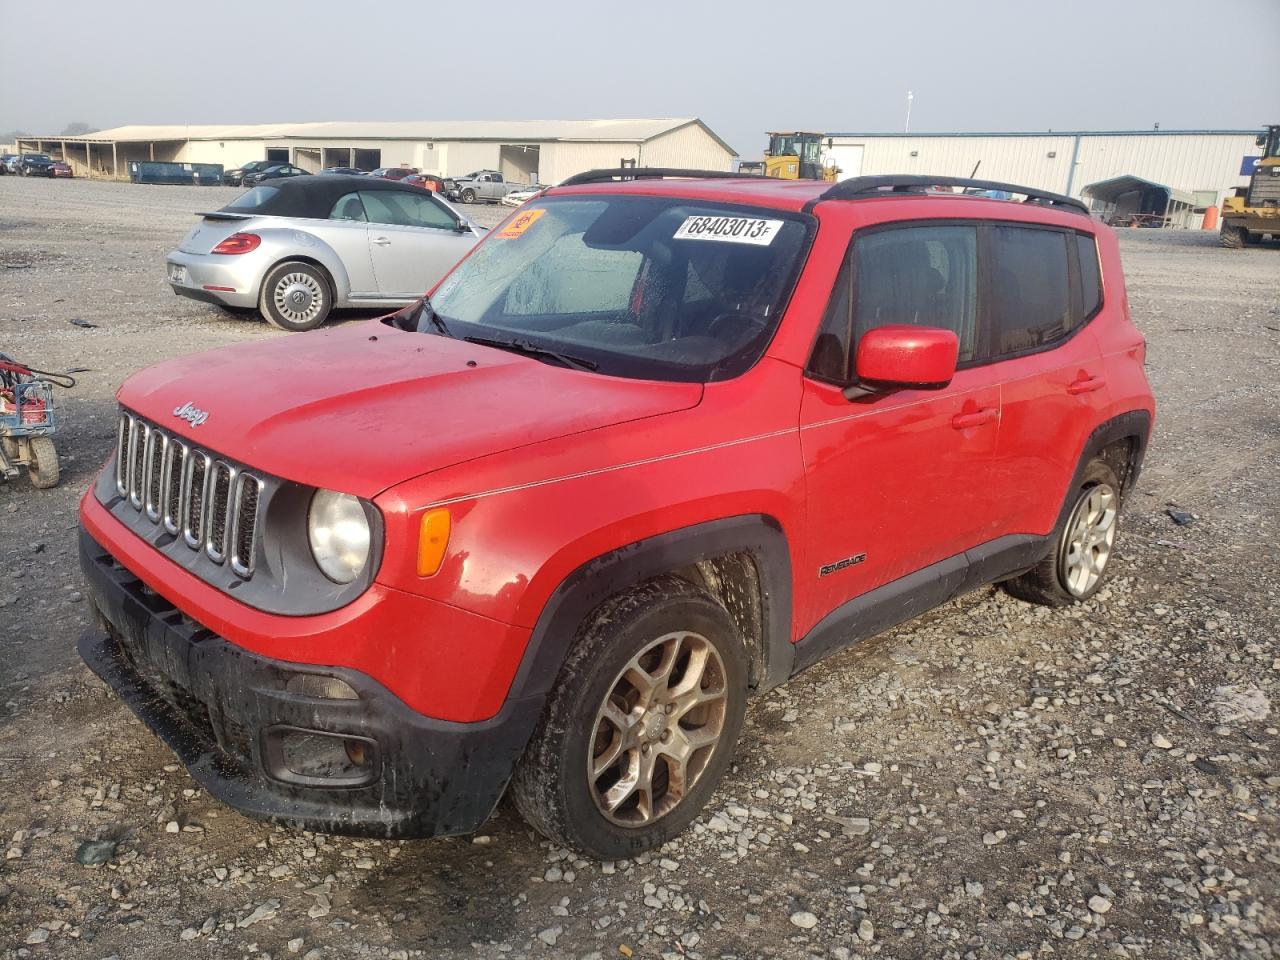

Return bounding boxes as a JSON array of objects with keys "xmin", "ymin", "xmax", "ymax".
[{"xmin": 116, "ymin": 322, "xmax": 703, "ymax": 498}]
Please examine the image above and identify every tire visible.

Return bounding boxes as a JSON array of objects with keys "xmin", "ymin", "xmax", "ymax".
[
  {"xmin": 460, "ymin": 188, "xmax": 476, "ymax": 204},
  {"xmin": 258, "ymin": 261, "xmax": 333, "ymax": 332},
  {"xmin": 1003, "ymin": 459, "xmax": 1121, "ymax": 606},
  {"xmin": 1219, "ymin": 224, "xmax": 1246, "ymax": 249},
  {"xmin": 509, "ymin": 575, "xmax": 748, "ymax": 860},
  {"xmin": 27, "ymin": 436, "xmax": 59, "ymax": 489}
]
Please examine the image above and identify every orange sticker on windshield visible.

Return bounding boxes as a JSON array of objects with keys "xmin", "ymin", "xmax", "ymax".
[{"xmin": 496, "ymin": 207, "xmax": 545, "ymax": 239}]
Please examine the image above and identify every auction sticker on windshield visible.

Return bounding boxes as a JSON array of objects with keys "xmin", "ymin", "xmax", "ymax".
[
  {"xmin": 497, "ymin": 208, "xmax": 546, "ymax": 239},
  {"xmin": 674, "ymin": 215, "xmax": 784, "ymax": 246}
]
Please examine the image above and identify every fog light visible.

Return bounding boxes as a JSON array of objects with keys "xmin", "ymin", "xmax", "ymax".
[{"xmin": 267, "ymin": 728, "xmax": 377, "ymax": 787}]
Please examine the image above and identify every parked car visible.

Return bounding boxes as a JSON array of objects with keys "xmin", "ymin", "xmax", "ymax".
[
  {"xmin": 242, "ymin": 163, "xmax": 309, "ymax": 187},
  {"xmin": 445, "ymin": 169, "xmax": 520, "ymax": 203},
  {"xmin": 17, "ymin": 154, "xmax": 54, "ymax": 176},
  {"xmin": 320, "ymin": 166, "xmax": 366, "ymax": 176},
  {"xmin": 163, "ymin": 175, "xmax": 483, "ymax": 331},
  {"xmin": 401, "ymin": 173, "xmax": 445, "ymax": 193},
  {"xmin": 500, "ymin": 183, "xmax": 546, "ymax": 206},
  {"xmin": 369, "ymin": 167, "xmax": 419, "ymax": 181},
  {"xmin": 222, "ymin": 160, "xmax": 275, "ymax": 187},
  {"xmin": 0, "ymin": 153, "xmax": 17, "ymax": 174},
  {"xmin": 3, "ymin": 155, "xmax": 23, "ymax": 175},
  {"xmin": 50, "ymin": 161, "xmax": 73, "ymax": 178},
  {"xmin": 82, "ymin": 170, "xmax": 1154, "ymax": 860}
]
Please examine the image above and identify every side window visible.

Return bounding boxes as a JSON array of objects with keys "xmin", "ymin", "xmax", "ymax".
[
  {"xmin": 809, "ymin": 225, "xmax": 980, "ymax": 382},
  {"xmin": 987, "ymin": 226, "xmax": 1072, "ymax": 355},
  {"xmin": 504, "ymin": 233, "xmax": 643, "ymax": 316},
  {"xmin": 359, "ymin": 191, "xmax": 457, "ymax": 230},
  {"xmin": 1076, "ymin": 233, "xmax": 1102, "ymax": 318},
  {"xmin": 328, "ymin": 193, "xmax": 367, "ymax": 222}
]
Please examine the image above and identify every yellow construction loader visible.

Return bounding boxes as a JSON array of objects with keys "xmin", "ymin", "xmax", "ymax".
[
  {"xmin": 1220, "ymin": 124, "xmax": 1280, "ymax": 247},
  {"xmin": 738, "ymin": 132, "xmax": 839, "ymax": 181}
]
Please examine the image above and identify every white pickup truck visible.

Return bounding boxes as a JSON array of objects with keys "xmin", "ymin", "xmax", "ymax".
[{"xmin": 445, "ymin": 170, "xmax": 522, "ymax": 204}]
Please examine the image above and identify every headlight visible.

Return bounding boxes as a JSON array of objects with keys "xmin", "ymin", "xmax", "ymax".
[{"xmin": 307, "ymin": 490, "xmax": 370, "ymax": 584}]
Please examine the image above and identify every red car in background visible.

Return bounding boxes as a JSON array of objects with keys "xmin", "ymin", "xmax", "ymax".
[
  {"xmin": 51, "ymin": 161, "xmax": 73, "ymax": 178},
  {"xmin": 401, "ymin": 173, "xmax": 445, "ymax": 193},
  {"xmin": 369, "ymin": 166, "xmax": 418, "ymax": 181}
]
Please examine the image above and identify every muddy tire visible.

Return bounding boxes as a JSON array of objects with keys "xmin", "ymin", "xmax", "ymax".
[
  {"xmin": 1003, "ymin": 459, "xmax": 1121, "ymax": 607},
  {"xmin": 460, "ymin": 188, "xmax": 476, "ymax": 204},
  {"xmin": 258, "ymin": 261, "xmax": 333, "ymax": 332},
  {"xmin": 27, "ymin": 436, "xmax": 59, "ymax": 489},
  {"xmin": 1219, "ymin": 224, "xmax": 1246, "ymax": 249},
  {"xmin": 509, "ymin": 576, "xmax": 748, "ymax": 860}
]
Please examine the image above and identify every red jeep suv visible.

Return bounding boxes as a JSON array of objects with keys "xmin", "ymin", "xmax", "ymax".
[{"xmin": 79, "ymin": 170, "xmax": 1154, "ymax": 860}]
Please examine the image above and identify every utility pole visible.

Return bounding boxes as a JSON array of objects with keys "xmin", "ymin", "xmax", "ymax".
[{"xmin": 905, "ymin": 91, "xmax": 914, "ymax": 134}]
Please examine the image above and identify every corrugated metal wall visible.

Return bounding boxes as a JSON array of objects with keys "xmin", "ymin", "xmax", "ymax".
[
  {"xmin": 843, "ymin": 134, "xmax": 1077, "ymax": 192},
  {"xmin": 639, "ymin": 123, "xmax": 735, "ymax": 171},
  {"xmin": 829, "ymin": 132, "xmax": 1259, "ymax": 202},
  {"xmin": 540, "ymin": 142, "xmax": 641, "ymax": 185},
  {"xmin": 1070, "ymin": 134, "xmax": 1256, "ymax": 199}
]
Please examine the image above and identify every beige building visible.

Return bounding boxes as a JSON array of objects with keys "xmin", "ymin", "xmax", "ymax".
[
  {"xmin": 823, "ymin": 129, "xmax": 1262, "ymax": 227},
  {"xmin": 15, "ymin": 119, "xmax": 736, "ymax": 184}
]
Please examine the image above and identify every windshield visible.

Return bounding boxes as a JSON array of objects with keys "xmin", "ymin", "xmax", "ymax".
[{"xmin": 424, "ymin": 195, "xmax": 814, "ymax": 382}]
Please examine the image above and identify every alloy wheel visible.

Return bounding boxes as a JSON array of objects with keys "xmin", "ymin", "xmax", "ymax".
[
  {"xmin": 1060, "ymin": 482, "xmax": 1117, "ymax": 596},
  {"xmin": 588, "ymin": 631, "xmax": 728, "ymax": 827}
]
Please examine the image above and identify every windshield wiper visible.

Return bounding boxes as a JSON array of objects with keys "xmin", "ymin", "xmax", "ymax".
[
  {"xmin": 464, "ymin": 335, "xmax": 598, "ymax": 372},
  {"xmin": 417, "ymin": 297, "xmax": 453, "ymax": 338}
]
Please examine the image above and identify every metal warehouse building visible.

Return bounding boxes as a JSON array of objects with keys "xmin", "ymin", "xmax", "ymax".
[
  {"xmin": 824, "ymin": 129, "xmax": 1262, "ymax": 227},
  {"xmin": 15, "ymin": 118, "xmax": 735, "ymax": 186}
]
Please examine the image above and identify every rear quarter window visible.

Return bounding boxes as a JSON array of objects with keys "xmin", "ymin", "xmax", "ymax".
[
  {"xmin": 224, "ymin": 186, "xmax": 281, "ymax": 211},
  {"xmin": 1076, "ymin": 233, "xmax": 1103, "ymax": 318}
]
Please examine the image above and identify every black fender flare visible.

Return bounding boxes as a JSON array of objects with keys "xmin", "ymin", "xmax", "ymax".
[
  {"xmin": 507, "ymin": 514, "xmax": 795, "ymax": 705},
  {"xmin": 1055, "ymin": 410, "xmax": 1152, "ymax": 531}
]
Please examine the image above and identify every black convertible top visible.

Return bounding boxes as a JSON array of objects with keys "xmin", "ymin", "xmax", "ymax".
[{"xmin": 215, "ymin": 175, "xmax": 425, "ymax": 219}]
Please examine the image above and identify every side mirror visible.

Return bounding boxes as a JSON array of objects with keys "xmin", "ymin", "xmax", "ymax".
[{"xmin": 851, "ymin": 325, "xmax": 959, "ymax": 395}]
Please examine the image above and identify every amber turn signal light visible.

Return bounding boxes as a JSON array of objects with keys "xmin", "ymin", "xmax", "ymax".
[{"xmin": 417, "ymin": 509, "xmax": 451, "ymax": 577}]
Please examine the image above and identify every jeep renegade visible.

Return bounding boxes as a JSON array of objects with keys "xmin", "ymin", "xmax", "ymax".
[{"xmin": 79, "ymin": 170, "xmax": 1154, "ymax": 860}]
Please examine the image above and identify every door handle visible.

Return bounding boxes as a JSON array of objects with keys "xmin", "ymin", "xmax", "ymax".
[
  {"xmin": 1067, "ymin": 375, "xmax": 1105, "ymax": 395},
  {"xmin": 951, "ymin": 408, "xmax": 998, "ymax": 430},
  {"xmin": 371, "ymin": 236, "xmax": 391, "ymax": 246}
]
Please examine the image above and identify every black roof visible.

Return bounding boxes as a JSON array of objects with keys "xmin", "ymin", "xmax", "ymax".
[{"xmin": 219, "ymin": 175, "xmax": 425, "ymax": 219}]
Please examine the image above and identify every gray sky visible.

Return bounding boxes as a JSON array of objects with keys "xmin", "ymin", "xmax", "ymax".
[{"xmin": 2, "ymin": 0, "xmax": 1277, "ymax": 156}]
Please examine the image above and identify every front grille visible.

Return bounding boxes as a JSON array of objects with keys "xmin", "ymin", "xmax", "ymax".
[{"xmin": 116, "ymin": 411, "xmax": 263, "ymax": 579}]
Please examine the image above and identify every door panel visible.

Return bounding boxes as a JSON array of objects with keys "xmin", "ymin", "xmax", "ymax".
[
  {"xmin": 366, "ymin": 226, "xmax": 474, "ymax": 298},
  {"xmin": 299, "ymin": 218, "xmax": 377, "ymax": 298},
  {"xmin": 360, "ymin": 190, "xmax": 476, "ymax": 298},
  {"xmin": 799, "ymin": 371, "xmax": 1002, "ymax": 635},
  {"xmin": 982, "ymin": 225, "xmax": 1111, "ymax": 537},
  {"xmin": 991, "ymin": 328, "xmax": 1109, "ymax": 536}
]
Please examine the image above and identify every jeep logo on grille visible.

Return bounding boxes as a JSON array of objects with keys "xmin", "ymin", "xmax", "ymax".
[{"xmin": 172, "ymin": 401, "xmax": 209, "ymax": 427}]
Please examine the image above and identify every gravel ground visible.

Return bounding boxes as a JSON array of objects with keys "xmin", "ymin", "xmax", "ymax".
[{"xmin": 1, "ymin": 176, "xmax": 1278, "ymax": 960}]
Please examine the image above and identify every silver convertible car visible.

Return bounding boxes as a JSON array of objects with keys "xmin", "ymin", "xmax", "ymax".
[{"xmin": 166, "ymin": 176, "xmax": 485, "ymax": 331}]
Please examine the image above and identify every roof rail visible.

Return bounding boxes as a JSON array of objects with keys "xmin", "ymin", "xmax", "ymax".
[
  {"xmin": 557, "ymin": 167, "xmax": 762, "ymax": 188},
  {"xmin": 810, "ymin": 175, "xmax": 1091, "ymax": 216}
]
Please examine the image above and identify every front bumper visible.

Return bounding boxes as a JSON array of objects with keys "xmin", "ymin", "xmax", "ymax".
[
  {"xmin": 79, "ymin": 528, "xmax": 543, "ymax": 838},
  {"xmin": 166, "ymin": 249, "xmax": 261, "ymax": 309}
]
